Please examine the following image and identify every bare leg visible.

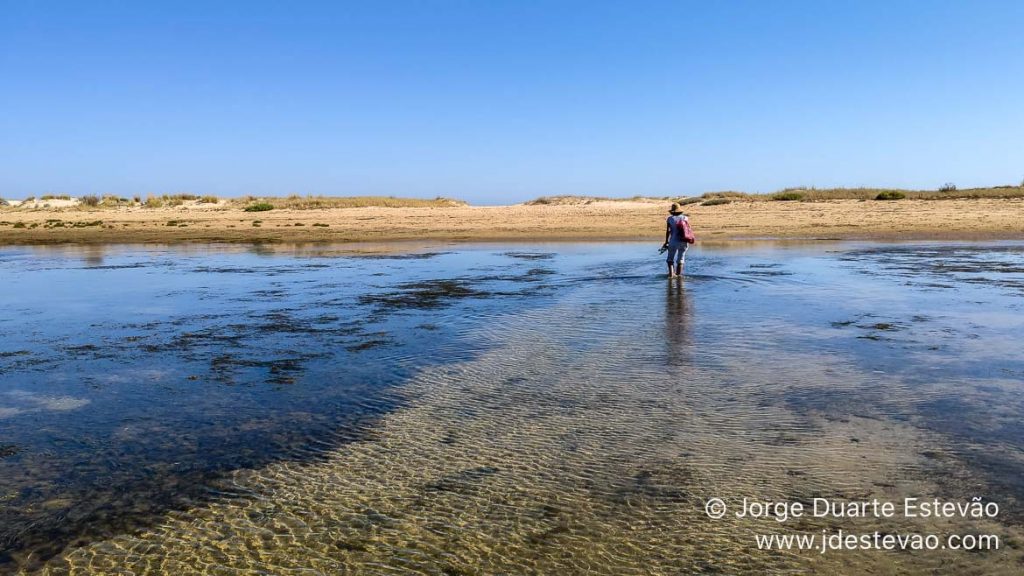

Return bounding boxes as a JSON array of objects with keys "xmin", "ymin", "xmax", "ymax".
[
  {"xmin": 666, "ymin": 262, "xmax": 675, "ymax": 278},
  {"xmin": 675, "ymin": 262, "xmax": 683, "ymax": 277}
]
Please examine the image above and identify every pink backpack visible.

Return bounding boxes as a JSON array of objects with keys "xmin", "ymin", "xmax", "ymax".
[{"xmin": 675, "ymin": 217, "xmax": 696, "ymax": 244}]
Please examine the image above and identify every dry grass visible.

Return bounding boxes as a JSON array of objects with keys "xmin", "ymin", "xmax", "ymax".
[
  {"xmin": 524, "ymin": 195, "xmax": 674, "ymax": 206},
  {"xmin": 5, "ymin": 186, "xmax": 1022, "ymax": 214},
  {"xmin": 759, "ymin": 186, "xmax": 1024, "ymax": 201},
  {"xmin": 700, "ymin": 191, "xmax": 751, "ymax": 199},
  {"xmin": 701, "ymin": 198, "xmax": 732, "ymax": 206},
  {"xmin": 139, "ymin": 194, "xmax": 201, "ymax": 208},
  {"xmin": 525, "ymin": 185, "xmax": 1024, "ymax": 205},
  {"xmin": 227, "ymin": 195, "xmax": 467, "ymax": 210},
  {"xmin": 99, "ymin": 195, "xmax": 132, "ymax": 207},
  {"xmin": 1, "ymin": 194, "xmax": 467, "ymax": 212}
]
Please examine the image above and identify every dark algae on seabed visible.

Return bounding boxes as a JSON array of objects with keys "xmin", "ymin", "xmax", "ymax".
[{"xmin": 0, "ymin": 245, "xmax": 559, "ymax": 571}]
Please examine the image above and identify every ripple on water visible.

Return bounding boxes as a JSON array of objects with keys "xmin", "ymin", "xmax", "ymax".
[
  {"xmin": 4, "ymin": 242, "xmax": 1024, "ymax": 574},
  {"xmin": 38, "ymin": 266, "xmax": 1024, "ymax": 575}
]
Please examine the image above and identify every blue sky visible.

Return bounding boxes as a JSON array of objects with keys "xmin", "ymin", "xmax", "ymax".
[{"xmin": 2, "ymin": 1, "xmax": 1022, "ymax": 204}]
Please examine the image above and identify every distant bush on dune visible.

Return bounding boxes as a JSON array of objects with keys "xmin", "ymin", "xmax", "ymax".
[
  {"xmin": 875, "ymin": 191, "xmax": 906, "ymax": 201},
  {"xmin": 701, "ymin": 191, "xmax": 750, "ymax": 199},
  {"xmin": 701, "ymin": 198, "xmax": 732, "ymax": 206},
  {"xmin": 761, "ymin": 186, "xmax": 1024, "ymax": 201},
  {"xmin": 525, "ymin": 195, "xmax": 611, "ymax": 206},
  {"xmin": 772, "ymin": 192, "xmax": 804, "ymax": 201},
  {"xmin": 233, "ymin": 195, "xmax": 466, "ymax": 210},
  {"xmin": 99, "ymin": 195, "xmax": 131, "ymax": 207},
  {"xmin": 244, "ymin": 202, "xmax": 275, "ymax": 212},
  {"xmin": 163, "ymin": 194, "xmax": 196, "ymax": 207},
  {"xmin": 523, "ymin": 186, "xmax": 1024, "ymax": 206},
  {"xmin": 524, "ymin": 195, "xmax": 678, "ymax": 206}
]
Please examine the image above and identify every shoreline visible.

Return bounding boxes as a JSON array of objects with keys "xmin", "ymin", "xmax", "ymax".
[{"xmin": 2, "ymin": 198, "xmax": 1022, "ymax": 246}]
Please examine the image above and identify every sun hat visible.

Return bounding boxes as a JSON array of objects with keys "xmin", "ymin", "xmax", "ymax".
[{"xmin": 669, "ymin": 202, "xmax": 683, "ymax": 214}]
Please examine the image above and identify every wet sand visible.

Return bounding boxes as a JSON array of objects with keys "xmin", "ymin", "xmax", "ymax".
[{"xmin": 1, "ymin": 198, "xmax": 1022, "ymax": 245}]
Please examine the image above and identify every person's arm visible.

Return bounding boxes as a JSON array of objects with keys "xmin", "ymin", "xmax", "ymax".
[{"xmin": 663, "ymin": 221, "xmax": 671, "ymax": 247}]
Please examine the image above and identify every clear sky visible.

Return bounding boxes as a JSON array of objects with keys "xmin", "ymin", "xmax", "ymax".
[{"xmin": 2, "ymin": 1, "xmax": 1022, "ymax": 204}]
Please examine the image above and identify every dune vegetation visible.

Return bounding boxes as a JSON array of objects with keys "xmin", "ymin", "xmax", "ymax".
[
  {"xmin": 527, "ymin": 184, "xmax": 1024, "ymax": 206},
  {"xmin": 0, "ymin": 194, "xmax": 467, "ymax": 211},
  {"xmin": 229, "ymin": 195, "xmax": 466, "ymax": 210},
  {"xmin": 3, "ymin": 185, "xmax": 1023, "ymax": 213}
]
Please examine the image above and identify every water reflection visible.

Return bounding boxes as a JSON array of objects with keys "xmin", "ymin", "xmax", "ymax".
[{"xmin": 664, "ymin": 277, "xmax": 694, "ymax": 366}]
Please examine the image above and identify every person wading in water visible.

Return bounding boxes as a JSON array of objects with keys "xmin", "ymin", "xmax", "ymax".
[{"xmin": 661, "ymin": 202, "xmax": 694, "ymax": 278}]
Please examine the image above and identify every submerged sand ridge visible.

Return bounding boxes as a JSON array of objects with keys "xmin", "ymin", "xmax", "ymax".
[{"xmin": 1, "ymin": 198, "xmax": 1023, "ymax": 244}]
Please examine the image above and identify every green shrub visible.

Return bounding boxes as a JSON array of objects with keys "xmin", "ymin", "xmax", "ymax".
[
  {"xmin": 772, "ymin": 192, "xmax": 804, "ymax": 201},
  {"xmin": 13, "ymin": 222, "xmax": 26, "ymax": 228},
  {"xmin": 96, "ymin": 195, "xmax": 129, "ymax": 207},
  {"xmin": 80, "ymin": 195, "xmax": 100, "ymax": 207},
  {"xmin": 198, "ymin": 195, "xmax": 219, "ymax": 204},
  {"xmin": 701, "ymin": 198, "xmax": 732, "ymax": 206},
  {"xmin": 163, "ymin": 194, "xmax": 198, "ymax": 202},
  {"xmin": 678, "ymin": 197, "xmax": 703, "ymax": 205},
  {"xmin": 701, "ymin": 191, "xmax": 749, "ymax": 199},
  {"xmin": 939, "ymin": 183, "xmax": 957, "ymax": 192},
  {"xmin": 244, "ymin": 202, "xmax": 275, "ymax": 212},
  {"xmin": 875, "ymin": 191, "xmax": 906, "ymax": 201}
]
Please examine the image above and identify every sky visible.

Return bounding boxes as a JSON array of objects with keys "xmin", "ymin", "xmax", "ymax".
[{"xmin": 2, "ymin": 1, "xmax": 1022, "ymax": 204}]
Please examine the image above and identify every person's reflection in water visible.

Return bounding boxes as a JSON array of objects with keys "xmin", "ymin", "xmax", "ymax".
[
  {"xmin": 664, "ymin": 277, "xmax": 694, "ymax": 366},
  {"xmin": 80, "ymin": 245, "xmax": 106, "ymax": 267}
]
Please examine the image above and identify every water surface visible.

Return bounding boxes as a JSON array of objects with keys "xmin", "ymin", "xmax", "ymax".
[{"xmin": 1, "ymin": 241, "xmax": 1022, "ymax": 574}]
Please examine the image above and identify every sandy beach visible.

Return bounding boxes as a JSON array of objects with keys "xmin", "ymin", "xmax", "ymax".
[{"xmin": 1, "ymin": 197, "xmax": 1022, "ymax": 245}]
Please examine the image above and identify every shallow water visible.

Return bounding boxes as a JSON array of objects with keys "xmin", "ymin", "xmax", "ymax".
[{"xmin": 1, "ymin": 241, "xmax": 1022, "ymax": 574}]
